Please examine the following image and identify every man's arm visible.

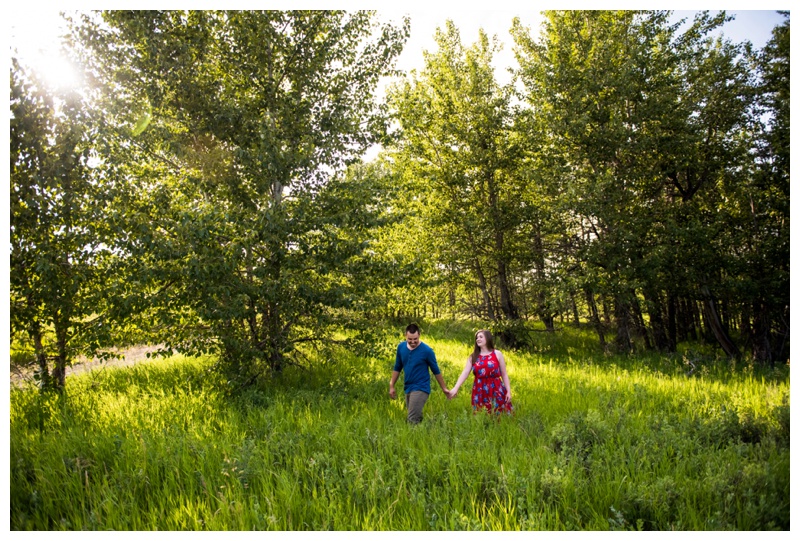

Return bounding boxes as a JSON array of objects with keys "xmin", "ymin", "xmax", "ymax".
[
  {"xmin": 426, "ymin": 346, "xmax": 448, "ymax": 394},
  {"xmin": 389, "ymin": 370, "xmax": 400, "ymax": 399},
  {"xmin": 434, "ymin": 372, "xmax": 449, "ymax": 395}
]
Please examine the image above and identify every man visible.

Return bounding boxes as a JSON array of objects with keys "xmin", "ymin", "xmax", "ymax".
[{"xmin": 389, "ymin": 323, "xmax": 449, "ymax": 424}]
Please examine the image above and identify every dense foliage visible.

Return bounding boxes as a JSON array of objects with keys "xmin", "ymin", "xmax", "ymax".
[
  {"xmin": 10, "ymin": 59, "xmax": 120, "ymax": 388},
  {"xmin": 385, "ymin": 11, "xmax": 789, "ymax": 363},
  {"xmin": 54, "ymin": 11, "xmax": 408, "ymax": 388},
  {"xmin": 10, "ymin": 10, "xmax": 789, "ymax": 385}
]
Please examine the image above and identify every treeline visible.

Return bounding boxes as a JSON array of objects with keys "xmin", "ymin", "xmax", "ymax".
[
  {"xmin": 379, "ymin": 11, "xmax": 789, "ymax": 364},
  {"xmin": 10, "ymin": 11, "xmax": 789, "ymax": 392}
]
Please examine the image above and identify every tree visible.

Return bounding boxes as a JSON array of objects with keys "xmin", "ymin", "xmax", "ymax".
[
  {"xmin": 388, "ymin": 21, "xmax": 529, "ymax": 323},
  {"xmin": 739, "ymin": 11, "xmax": 790, "ymax": 364},
  {"xmin": 10, "ymin": 58, "xmax": 116, "ymax": 391},
  {"xmin": 513, "ymin": 10, "xmax": 679, "ymax": 350},
  {"xmin": 361, "ymin": 155, "xmax": 453, "ymax": 322},
  {"xmin": 512, "ymin": 10, "xmax": 768, "ymax": 355},
  {"xmin": 71, "ymin": 10, "xmax": 409, "ymax": 385}
]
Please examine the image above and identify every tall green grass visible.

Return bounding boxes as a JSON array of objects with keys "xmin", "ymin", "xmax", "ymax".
[{"xmin": 10, "ymin": 321, "xmax": 789, "ymax": 530}]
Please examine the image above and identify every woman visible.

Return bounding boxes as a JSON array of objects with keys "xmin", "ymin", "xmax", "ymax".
[{"xmin": 447, "ymin": 330, "xmax": 513, "ymax": 414}]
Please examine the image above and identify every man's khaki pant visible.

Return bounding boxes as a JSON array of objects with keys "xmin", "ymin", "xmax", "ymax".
[{"xmin": 405, "ymin": 390, "xmax": 429, "ymax": 424}]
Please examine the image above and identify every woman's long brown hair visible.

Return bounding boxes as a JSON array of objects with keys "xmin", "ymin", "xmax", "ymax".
[{"xmin": 470, "ymin": 329, "xmax": 496, "ymax": 363}]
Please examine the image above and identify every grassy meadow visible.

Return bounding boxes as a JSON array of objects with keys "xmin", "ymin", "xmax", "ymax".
[{"xmin": 10, "ymin": 320, "xmax": 790, "ymax": 530}]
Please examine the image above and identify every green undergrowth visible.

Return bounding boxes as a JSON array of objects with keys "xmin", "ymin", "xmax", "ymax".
[{"xmin": 10, "ymin": 321, "xmax": 789, "ymax": 530}]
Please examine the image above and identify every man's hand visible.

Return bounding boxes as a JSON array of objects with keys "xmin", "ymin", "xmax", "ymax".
[{"xmin": 389, "ymin": 370, "xmax": 400, "ymax": 399}]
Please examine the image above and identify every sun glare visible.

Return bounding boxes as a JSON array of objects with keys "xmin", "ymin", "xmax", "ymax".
[
  {"xmin": 11, "ymin": 10, "xmax": 81, "ymax": 92},
  {"xmin": 28, "ymin": 51, "xmax": 81, "ymax": 91}
]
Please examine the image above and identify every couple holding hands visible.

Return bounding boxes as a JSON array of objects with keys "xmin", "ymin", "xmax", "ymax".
[{"xmin": 389, "ymin": 323, "xmax": 514, "ymax": 424}]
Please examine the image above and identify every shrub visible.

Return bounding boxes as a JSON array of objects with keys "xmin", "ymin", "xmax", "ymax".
[{"xmin": 550, "ymin": 409, "xmax": 609, "ymax": 464}]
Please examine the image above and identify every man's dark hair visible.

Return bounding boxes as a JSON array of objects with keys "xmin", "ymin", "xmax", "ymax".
[{"xmin": 405, "ymin": 323, "xmax": 421, "ymax": 335}]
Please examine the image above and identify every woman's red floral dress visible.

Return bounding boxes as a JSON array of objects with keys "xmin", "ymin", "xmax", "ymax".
[{"xmin": 471, "ymin": 350, "xmax": 513, "ymax": 414}]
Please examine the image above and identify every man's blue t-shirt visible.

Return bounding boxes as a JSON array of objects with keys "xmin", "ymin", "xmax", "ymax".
[{"xmin": 393, "ymin": 341, "xmax": 440, "ymax": 394}]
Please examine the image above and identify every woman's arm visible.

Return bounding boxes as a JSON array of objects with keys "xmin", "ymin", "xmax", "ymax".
[
  {"xmin": 449, "ymin": 357, "xmax": 473, "ymax": 397},
  {"xmin": 496, "ymin": 350, "xmax": 512, "ymax": 400}
]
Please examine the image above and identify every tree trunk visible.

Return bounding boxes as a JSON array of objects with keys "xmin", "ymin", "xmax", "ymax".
[
  {"xmin": 474, "ymin": 259, "xmax": 496, "ymax": 321},
  {"xmin": 570, "ymin": 290, "xmax": 581, "ymax": 325},
  {"xmin": 531, "ymin": 227, "xmax": 551, "ymax": 327},
  {"xmin": 53, "ymin": 317, "xmax": 69, "ymax": 390},
  {"xmin": 700, "ymin": 286, "xmax": 740, "ymax": 358},
  {"xmin": 265, "ymin": 301, "xmax": 284, "ymax": 373},
  {"xmin": 698, "ymin": 299, "xmax": 716, "ymax": 344},
  {"xmin": 679, "ymin": 298, "xmax": 698, "ymax": 341},
  {"xmin": 30, "ymin": 321, "xmax": 51, "ymax": 391},
  {"xmin": 694, "ymin": 300, "xmax": 707, "ymax": 342},
  {"xmin": 265, "ymin": 182, "xmax": 287, "ymax": 374},
  {"xmin": 720, "ymin": 299, "xmax": 731, "ymax": 334},
  {"xmin": 585, "ymin": 288, "xmax": 606, "ymax": 350},
  {"xmin": 496, "ymin": 259, "xmax": 518, "ymax": 319},
  {"xmin": 740, "ymin": 302, "xmax": 752, "ymax": 347},
  {"xmin": 751, "ymin": 300, "xmax": 773, "ymax": 366},
  {"xmin": 614, "ymin": 295, "xmax": 633, "ymax": 353},
  {"xmin": 743, "ymin": 304, "xmax": 754, "ymax": 337},
  {"xmin": 487, "ymin": 167, "xmax": 518, "ymax": 321},
  {"xmin": 644, "ymin": 287, "xmax": 671, "ymax": 352},
  {"xmin": 601, "ymin": 297, "xmax": 612, "ymax": 326},
  {"xmin": 630, "ymin": 293, "xmax": 652, "ymax": 350},
  {"xmin": 684, "ymin": 298, "xmax": 698, "ymax": 341},
  {"xmin": 666, "ymin": 292, "xmax": 677, "ymax": 351}
]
